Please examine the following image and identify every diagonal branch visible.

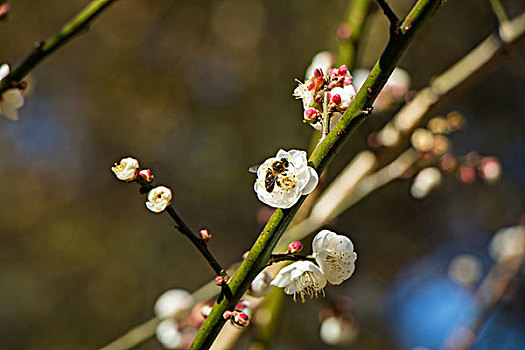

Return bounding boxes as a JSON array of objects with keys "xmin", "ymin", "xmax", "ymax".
[
  {"xmin": 189, "ymin": 1, "xmax": 443, "ymax": 348},
  {"xmin": 0, "ymin": 0, "xmax": 120, "ymax": 94}
]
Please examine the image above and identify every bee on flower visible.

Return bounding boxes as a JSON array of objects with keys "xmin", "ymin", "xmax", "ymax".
[{"xmin": 253, "ymin": 149, "xmax": 318, "ymax": 209}]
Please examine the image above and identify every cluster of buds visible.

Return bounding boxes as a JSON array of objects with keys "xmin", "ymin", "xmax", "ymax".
[
  {"xmin": 404, "ymin": 112, "xmax": 502, "ymax": 199},
  {"xmin": 111, "ymin": 157, "xmax": 172, "ymax": 213},
  {"xmin": 222, "ymin": 300, "xmax": 252, "ymax": 328},
  {"xmin": 294, "ymin": 65, "xmax": 356, "ymax": 131},
  {"xmin": 153, "ymin": 289, "xmax": 201, "ymax": 349}
]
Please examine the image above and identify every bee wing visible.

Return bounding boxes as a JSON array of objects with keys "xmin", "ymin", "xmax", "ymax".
[{"xmin": 248, "ymin": 164, "xmax": 261, "ymax": 173}]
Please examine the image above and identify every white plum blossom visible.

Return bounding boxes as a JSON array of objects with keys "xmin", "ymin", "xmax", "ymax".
[
  {"xmin": 112, "ymin": 157, "xmax": 140, "ymax": 181},
  {"xmin": 352, "ymin": 67, "xmax": 410, "ymax": 111},
  {"xmin": 312, "ymin": 230, "xmax": 357, "ymax": 285},
  {"xmin": 0, "ymin": 63, "xmax": 25, "ymax": 121},
  {"xmin": 254, "ymin": 149, "xmax": 319, "ymax": 209},
  {"xmin": 410, "ymin": 167, "xmax": 442, "ymax": 199},
  {"xmin": 294, "ymin": 81, "xmax": 317, "ymax": 110},
  {"xmin": 489, "ymin": 225, "xmax": 525, "ymax": 261},
  {"xmin": 154, "ymin": 289, "xmax": 193, "ymax": 318},
  {"xmin": 271, "ymin": 260, "xmax": 326, "ymax": 302},
  {"xmin": 146, "ymin": 186, "xmax": 172, "ymax": 213},
  {"xmin": 155, "ymin": 319, "xmax": 182, "ymax": 349},
  {"xmin": 320, "ymin": 316, "xmax": 358, "ymax": 346},
  {"xmin": 248, "ymin": 270, "xmax": 272, "ymax": 297}
]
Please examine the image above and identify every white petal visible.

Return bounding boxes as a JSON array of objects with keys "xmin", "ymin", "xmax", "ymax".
[
  {"xmin": 0, "ymin": 63, "xmax": 9, "ymax": 81},
  {"xmin": 301, "ymin": 167, "xmax": 319, "ymax": 195},
  {"xmin": 2, "ymin": 89, "xmax": 24, "ymax": 108},
  {"xmin": 275, "ymin": 149, "xmax": 290, "ymax": 159},
  {"xmin": 0, "ymin": 104, "xmax": 19, "ymax": 121},
  {"xmin": 312, "ymin": 230, "xmax": 335, "ymax": 254}
]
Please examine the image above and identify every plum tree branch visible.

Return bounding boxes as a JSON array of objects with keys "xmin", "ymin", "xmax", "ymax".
[
  {"xmin": 0, "ymin": 0, "xmax": 120, "ymax": 93},
  {"xmin": 189, "ymin": 1, "xmax": 443, "ymax": 348}
]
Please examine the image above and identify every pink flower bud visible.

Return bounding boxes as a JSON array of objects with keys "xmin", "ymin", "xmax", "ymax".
[
  {"xmin": 199, "ymin": 229, "xmax": 212, "ymax": 244},
  {"xmin": 200, "ymin": 305, "xmax": 212, "ymax": 319},
  {"xmin": 331, "ymin": 94, "xmax": 342, "ymax": 105},
  {"xmin": 235, "ymin": 300, "xmax": 251, "ymax": 311},
  {"xmin": 215, "ymin": 276, "xmax": 226, "ymax": 286},
  {"xmin": 139, "ymin": 169, "xmax": 154, "ymax": 183},
  {"xmin": 329, "ymin": 68, "xmax": 337, "ymax": 77},
  {"xmin": 223, "ymin": 310, "xmax": 232, "ymax": 319},
  {"xmin": 232, "ymin": 312, "xmax": 250, "ymax": 327},
  {"xmin": 0, "ymin": 3, "xmax": 10, "ymax": 19},
  {"xmin": 343, "ymin": 77, "xmax": 353, "ymax": 86},
  {"xmin": 326, "ymin": 91, "xmax": 332, "ymax": 102},
  {"xmin": 459, "ymin": 166, "xmax": 476, "ymax": 184},
  {"xmin": 338, "ymin": 65, "xmax": 348, "ymax": 76},
  {"xmin": 304, "ymin": 108, "xmax": 319, "ymax": 123},
  {"xmin": 287, "ymin": 241, "xmax": 303, "ymax": 254}
]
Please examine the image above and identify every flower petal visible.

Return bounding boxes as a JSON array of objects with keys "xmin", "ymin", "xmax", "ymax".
[{"xmin": 301, "ymin": 167, "xmax": 319, "ymax": 195}]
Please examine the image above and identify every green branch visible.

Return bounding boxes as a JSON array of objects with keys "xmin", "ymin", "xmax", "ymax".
[
  {"xmin": 336, "ymin": 0, "xmax": 372, "ymax": 68},
  {"xmin": 189, "ymin": 0, "xmax": 442, "ymax": 348},
  {"xmin": 0, "ymin": 0, "xmax": 119, "ymax": 93}
]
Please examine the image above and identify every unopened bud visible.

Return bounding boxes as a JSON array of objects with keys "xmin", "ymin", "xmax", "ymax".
[
  {"xmin": 0, "ymin": 3, "xmax": 10, "ymax": 20},
  {"xmin": 331, "ymin": 94, "xmax": 342, "ymax": 105},
  {"xmin": 201, "ymin": 305, "xmax": 212, "ymax": 319},
  {"xmin": 287, "ymin": 241, "xmax": 303, "ymax": 254},
  {"xmin": 338, "ymin": 65, "xmax": 348, "ymax": 76},
  {"xmin": 328, "ymin": 68, "xmax": 337, "ymax": 77},
  {"xmin": 343, "ymin": 77, "xmax": 352, "ymax": 86},
  {"xmin": 223, "ymin": 310, "xmax": 232, "ymax": 320},
  {"xmin": 458, "ymin": 166, "xmax": 476, "ymax": 184},
  {"xmin": 199, "ymin": 229, "xmax": 212, "ymax": 244},
  {"xmin": 242, "ymin": 251, "xmax": 250, "ymax": 260},
  {"xmin": 304, "ymin": 108, "xmax": 319, "ymax": 123},
  {"xmin": 214, "ymin": 275, "xmax": 228, "ymax": 286},
  {"xmin": 139, "ymin": 169, "xmax": 154, "ymax": 183},
  {"xmin": 235, "ymin": 300, "xmax": 251, "ymax": 312},
  {"xmin": 232, "ymin": 311, "xmax": 250, "ymax": 327}
]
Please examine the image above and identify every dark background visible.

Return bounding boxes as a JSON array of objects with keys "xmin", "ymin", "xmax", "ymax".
[{"xmin": 0, "ymin": 0, "xmax": 524, "ymax": 349}]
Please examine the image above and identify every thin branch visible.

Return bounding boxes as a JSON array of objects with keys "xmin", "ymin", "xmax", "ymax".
[
  {"xmin": 489, "ymin": 0, "xmax": 509, "ymax": 25},
  {"xmin": 190, "ymin": 1, "xmax": 442, "ymax": 348},
  {"xmin": 336, "ymin": 0, "xmax": 373, "ymax": 68},
  {"xmin": 0, "ymin": 0, "xmax": 120, "ymax": 93},
  {"xmin": 376, "ymin": 0, "xmax": 400, "ymax": 34},
  {"xmin": 267, "ymin": 253, "xmax": 316, "ymax": 266},
  {"xmin": 136, "ymin": 177, "xmax": 226, "ymax": 277}
]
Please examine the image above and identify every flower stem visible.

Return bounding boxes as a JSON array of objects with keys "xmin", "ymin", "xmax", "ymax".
[
  {"xmin": 321, "ymin": 91, "xmax": 330, "ymax": 140},
  {"xmin": 136, "ymin": 177, "xmax": 226, "ymax": 277},
  {"xmin": 0, "ymin": 0, "xmax": 120, "ymax": 94},
  {"xmin": 190, "ymin": 1, "xmax": 442, "ymax": 348}
]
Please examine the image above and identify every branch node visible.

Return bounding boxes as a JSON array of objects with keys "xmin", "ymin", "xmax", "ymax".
[{"xmin": 376, "ymin": 0, "xmax": 401, "ymax": 35}]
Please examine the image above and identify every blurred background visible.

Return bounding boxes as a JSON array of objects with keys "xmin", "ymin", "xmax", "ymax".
[{"xmin": 0, "ymin": 0, "xmax": 524, "ymax": 349}]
